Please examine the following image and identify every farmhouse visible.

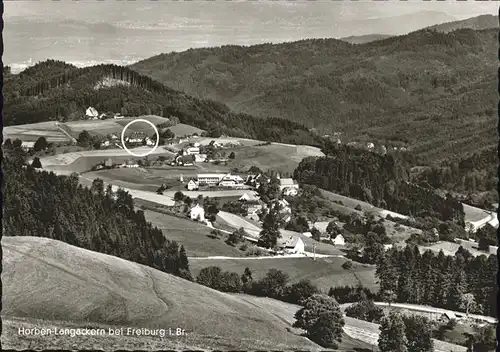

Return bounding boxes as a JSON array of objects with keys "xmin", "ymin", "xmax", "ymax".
[
  {"xmin": 219, "ymin": 174, "xmax": 245, "ymax": 187},
  {"xmin": 187, "ymin": 180, "xmax": 199, "ymax": 191},
  {"xmin": 279, "ymin": 178, "xmax": 299, "ymax": 192},
  {"xmin": 100, "ymin": 140, "xmax": 110, "ymax": 148},
  {"xmin": 21, "ymin": 141, "xmax": 35, "ymax": 151},
  {"xmin": 332, "ymin": 234, "xmax": 346, "ymax": 246},
  {"xmin": 194, "ymin": 154, "xmax": 207, "ymax": 162},
  {"xmin": 277, "ymin": 236, "xmax": 305, "ymax": 254},
  {"xmin": 283, "ymin": 187, "xmax": 298, "ymax": 196},
  {"xmin": 126, "ymin": 132, "xmax": 146, "ymax": 144},
  {"xmin": 174, "ymin": 155, "xmax": 195, "ymax": 166},
  {"xmin": 190, "ymin": 204, "xmax": 205, "ymax": 221}
]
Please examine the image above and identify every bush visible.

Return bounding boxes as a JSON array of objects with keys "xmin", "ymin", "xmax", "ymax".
[
  {"xmin": 284, "ymin": 279, "xmax": 320, "ymax": 305},
  {"xmin": 345, "ymin": 299, "xmax": 384, "ymax": 323},
  {"xmin": 342, "ymin": 260, "xmax": 353, "ymax": 270},
  {"xmin": 245, "ymin": 246, "xmax": 266, "ymax": 257}
]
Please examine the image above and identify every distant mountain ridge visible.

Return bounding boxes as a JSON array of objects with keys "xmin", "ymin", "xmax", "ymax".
[
  {"xmin": 340, "ymin": 34, "xmax": 392, "ymax": 44},
  {"xmin": 428, "ymin": 14, "xmax": 498, "ymax": 33},
  {"xmin": 341, "ymin": 14, "xmax": 498, "ymax": 44},
  {"xmin": 131, "ymin": 27, "xmax": 497, "ymax": 163}
]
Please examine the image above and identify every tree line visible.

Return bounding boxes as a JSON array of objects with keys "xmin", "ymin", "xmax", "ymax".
[
  {"xmin": 376, "ymin": 245, "xmax": 497, "ymax": 317},
  {"xmin": 3, "ymin": 153, "xmax": 192, "ymax": 280}
]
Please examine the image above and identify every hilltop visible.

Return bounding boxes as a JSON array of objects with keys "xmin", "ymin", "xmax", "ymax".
[
  {"xmin": 2, "ymin": 236, "xmax": 320, "ymax": 350},
  {"xmin": 3, "ymin": 60, "xmax": 318, "ymax": 146},
  {"xmin": 428, "ymin": 14, "xmax": 498, "ymax": 33},
  {"xmin": 340, "ymin": 14, "xmax": 498, "ymax": 44},
  {"xmin": 131, "ymin": 28, "xmax": 497, "ymax": 162}
]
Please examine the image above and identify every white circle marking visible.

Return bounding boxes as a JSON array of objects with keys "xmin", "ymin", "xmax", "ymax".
[{"xmin": 121, "ymin": 119, "xmax": 160, "ymax": 157}]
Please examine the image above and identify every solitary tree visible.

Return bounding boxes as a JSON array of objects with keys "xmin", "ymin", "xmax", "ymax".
[
  {"xmin": 378, "ymin": 311, "xmax": 408, "ymax": 352},
  {"xmin": 403, "ymin": 315, "xmax": 434, "ymax": 352},
  {"xmin": 31, "ymin": 157, "xmax": 42, "ymax": 169},
  {"xmin": 459, "ymin": 292, "xmax": 477, "ymax": 317},
  {"xmin": 228, "ymin": 151, "xmax": 236, "ymax": 159},
  {"xmin": 293, "ymin": 294, "xmax": 344, "ymax": 347},
  {"xmin": 34, "ymin": 136, "xmax": 48, "ymax": 151}
]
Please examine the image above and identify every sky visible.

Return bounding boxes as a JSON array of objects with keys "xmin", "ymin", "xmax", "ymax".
[{"xmin": 4, "ymin": 0, "xmax": 499, "ymax": 71}]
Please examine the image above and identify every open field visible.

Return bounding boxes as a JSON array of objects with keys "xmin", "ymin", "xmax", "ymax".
[
  {"xmin": 143, "ymin": 210, "xmax": 245, "ymax": 258},
  {"xmin": 4, "ymin": 121, "xmax": 71, "ymax": 142},
  {"xmin": 178, "ymin": 136, "xmax": 324, "ymax": 174},
  {"xmin": 227, "ymin": 144, "xmax": 325, "ymax": 174},
  {"xmin": 64, "ymin": 115, "xmax": 170, "ymax": 137},
  {"xmin": 189, "ymin": 256, "xmax": 379, "ymax": 292},
  {"xmin": 2, "ymin": 236, "xmax": 320, "ymax": 350},
  {"xmin": 38, "ymin": 147, "xmax": 175, "ymax": 173}
]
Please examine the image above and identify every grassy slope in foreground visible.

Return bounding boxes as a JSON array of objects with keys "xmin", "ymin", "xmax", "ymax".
[{"xmin": 2, "ymin": 236, "xmax": 319, "ymax": 351}]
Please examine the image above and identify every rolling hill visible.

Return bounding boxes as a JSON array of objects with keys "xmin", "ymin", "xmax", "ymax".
[
  {"xmin": 2, "ymin": 236, "xmax": 320, "ymax": 350},
  {"xmin": 428, "ymin": 14, "xmax": 498, "ymax": 33},
  {"xmin": 131, "ymin": 27, "xmax": 497, "ymax": 162},
  {"xmin": 3, "ymin": 60, "xmax": 319, "ymax": 147}
]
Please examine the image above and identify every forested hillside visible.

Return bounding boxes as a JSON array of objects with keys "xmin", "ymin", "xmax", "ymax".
[
  {"xmin": 414, "ymin": 146, "xmax": 498, "ymax": 208},
  {"xmin": 293, "ymin": 145, "xmax": 465, "ymax": 225},
  {"xmin": 4, "ymin": 60, "xmax": 318, "ymax": 146},
  {"xmin": 3, "ymin": 152, "xmax": 191, "ymax": 280},
  {"xmin": 132, "ymin": 28, "xmax": 497, "ymax": 162}
]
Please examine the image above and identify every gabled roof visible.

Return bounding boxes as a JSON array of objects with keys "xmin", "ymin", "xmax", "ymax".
[{"xmin": 278, "ymin": 236, "xmax": 302, "ymax": 248}]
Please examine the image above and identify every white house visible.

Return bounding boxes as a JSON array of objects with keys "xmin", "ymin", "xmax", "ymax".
[
  {"xmin": 302, "ymin": 232, "xmax": 313, "ymax": 238},
  {"xmin": 187, "ymin": 180, "xmax": 199, "ymax": 191},
  {"xmin": 85, "ymin": 106, "xmax": 99, "ymax": 118},
  {"xmin": 100, "ymin": 140, "xmax": 110, "ymax": 148},
  {"xmin": 283, "ymin": 187, "xmax": 299, "ymax": 196},
  {"xmin": 278, "ymin": 236, "xmax": 305, "ymax": 254},
  {"xmin": 194, "ymin": 154, "xmax": 207, "ymax": 163},
  {"xmin": 113, "ymin": 114, "xmax": 124, "ymax": 119},
  {"xmin": 279, "ymin": 178, "xmax": 299, "ymax": 192},
  {"xmin": 190, "ymin": 203, "xmax": 205, "ymax": 221},
  {"xmin": 332, "ymin": 234, "xmax": 346, "ymax": 246}
]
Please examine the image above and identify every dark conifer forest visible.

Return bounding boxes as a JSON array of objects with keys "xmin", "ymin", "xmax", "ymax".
[{"xmin": 376, "ymin": 245, "xmax": 498, "ymax": 317}]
